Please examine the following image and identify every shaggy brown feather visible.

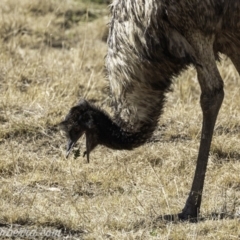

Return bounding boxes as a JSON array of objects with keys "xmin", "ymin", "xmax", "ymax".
[{"xmin": 61, "ymin": 0, "xmax": 240, "ymax": 221}]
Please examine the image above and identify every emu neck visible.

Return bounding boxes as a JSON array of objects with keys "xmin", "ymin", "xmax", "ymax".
[
  {"xmin": 93, "ymin": 105, "xmax": 160, "ymax": 150},
  {"xmin": 102, "ymin": 122, "xmax": 152, "ymax": 150}
]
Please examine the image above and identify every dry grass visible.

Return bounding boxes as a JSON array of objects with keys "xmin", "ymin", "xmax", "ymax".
[{"xmin": 0, "ymin": 0, "xmax": 240, "ymax": 239}]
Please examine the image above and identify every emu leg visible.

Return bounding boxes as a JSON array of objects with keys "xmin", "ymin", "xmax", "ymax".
[
  {"xmin": 179, "ymin": 89, "xmax": 224, "ymax": 220},
  {"xmin": 179, "ymin": 33, "xmax": 224, "ymax": 220}
]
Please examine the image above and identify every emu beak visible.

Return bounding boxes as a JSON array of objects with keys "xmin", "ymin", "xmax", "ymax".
[{"xmin": 66, "ymin": 139, "xmax": 76, "ymax": 158}]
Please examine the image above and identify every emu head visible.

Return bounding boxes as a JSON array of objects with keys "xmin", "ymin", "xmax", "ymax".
[{"xmin": 60, "ymin": 100, "xmax": 99, "ymax": 162}]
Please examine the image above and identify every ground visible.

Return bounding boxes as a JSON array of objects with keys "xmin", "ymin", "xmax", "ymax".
[{"xmin": 0, "ymin": 0, "xmax": 240, "ymax": 239}]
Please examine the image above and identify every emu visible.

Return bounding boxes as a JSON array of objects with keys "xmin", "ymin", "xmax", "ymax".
[{"xmin": 61, "ymin": 0, "xmax": 240, "ymax": 220}]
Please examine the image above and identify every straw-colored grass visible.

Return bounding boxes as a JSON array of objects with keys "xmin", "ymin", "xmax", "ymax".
[{"xmin": 0, "ymin": 0, "xmax": 240, "ymax": 239}]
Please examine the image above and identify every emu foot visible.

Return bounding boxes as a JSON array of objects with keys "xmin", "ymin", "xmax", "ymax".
[
  {"xmin": 155, "ymin": 212, "xmax": 201, "ymax": 223},
  {"xmin": 177, "ymin": 203, "xmax": 202, "ymax": 222},
  {"xmin": 155, "ymin": 206, "xmax": 201, "ymax": 223},
  {"xmin": 178, "ymin": 211, "xmax": 199, "ymax": 222}
]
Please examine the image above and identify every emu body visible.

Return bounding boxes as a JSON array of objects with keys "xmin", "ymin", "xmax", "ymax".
[{"xmin": 61, "ymin": 0, "xmax": 240, "ymax": 220}]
